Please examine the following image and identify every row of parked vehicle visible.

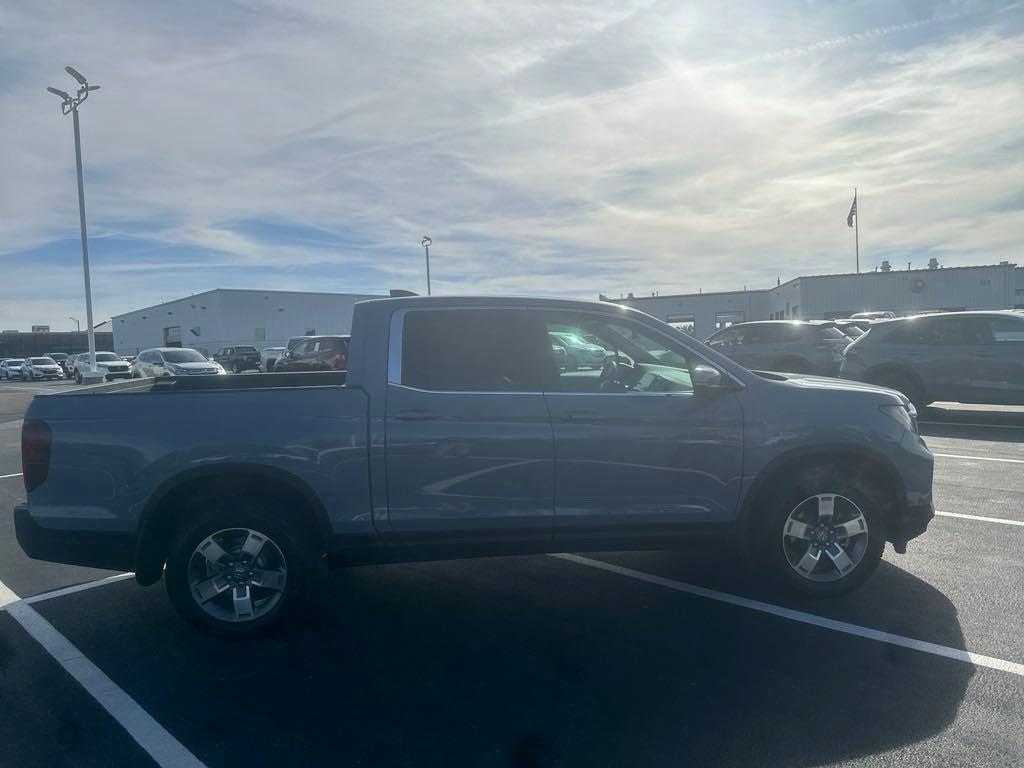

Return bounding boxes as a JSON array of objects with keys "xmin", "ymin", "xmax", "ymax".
[{"xmin": 706, "ymin": 310, "xmax": 1024, "ymax": 407}]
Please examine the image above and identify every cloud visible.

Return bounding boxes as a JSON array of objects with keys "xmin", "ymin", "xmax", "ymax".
[{"xmin": 0, "ymin": 0, "xmax": 1021, "ymax": 329}]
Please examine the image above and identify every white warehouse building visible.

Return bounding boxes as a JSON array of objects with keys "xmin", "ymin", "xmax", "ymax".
[
  {"xmin": 112, "ymin": 288, "xmax": 384, "ymax": 356},
  {"xmin": 613, "ymin": 262, "xmax": 1023, "ymax": 339}
]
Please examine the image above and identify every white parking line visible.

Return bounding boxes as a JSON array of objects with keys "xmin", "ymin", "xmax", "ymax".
[
  {"xmin": 552, "ymin": 553, "xmax": 1024, "ymax": 677},
  {"xmin": 0, "ymin": 576, "xmax": 207, "ymax": 768},
  {"xmin": 0, "ymin": 472, "xmax": 22, "ymax": 480},
  {"xmin": 24, "ymin": 572, "xmax": 136, "ymax": 604},
  {"xmin": 933, "ymin": 452, "xmax": 1024, "ymax": 464},
  {"xmin": 935, "ymin": 510, "xmax": 1024, "ymax": 527}
]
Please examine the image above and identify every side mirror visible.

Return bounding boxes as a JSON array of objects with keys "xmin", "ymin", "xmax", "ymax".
[{"xmin": 692, "ymin": 364, "xmax": 727, "ymax": 392}]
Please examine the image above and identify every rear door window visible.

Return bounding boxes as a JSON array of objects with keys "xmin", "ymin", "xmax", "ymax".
[
  {"xmin": 399, "ymin": 309, "xmax": 551, "ymax": 392},
  {"xmin": 983, "ymin": 316, "xmax": 1024, "ymax": 343}
]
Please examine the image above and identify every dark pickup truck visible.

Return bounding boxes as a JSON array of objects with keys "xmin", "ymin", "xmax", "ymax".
[{"xmin": 16, "ymin": 296, "xmax": 934, "ymax": 635}]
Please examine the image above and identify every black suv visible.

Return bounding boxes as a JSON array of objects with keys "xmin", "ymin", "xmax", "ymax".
[
  {"xmin": 211, "ymin": 345, "xmax": 261, "ymax": 373},
  {"xmin": 706, "ymin": 321, "xmax": 849, "ymax": 376},
  {"xmin": 273, "ymin": 335, "xmax": 350, "ymax": 372},
  {"xmin": 840, "ymin": 311, "xmax": 1024, "ymax": 407}
]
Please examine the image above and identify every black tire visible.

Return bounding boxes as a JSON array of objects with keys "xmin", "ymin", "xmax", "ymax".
[
  {"xmin": 566, "ymin": 355, "xmax": 578, "ymax": 371},
  {"xmin": 870, "ymin": 370, "xmax": 927, "ymax": 409},
  {"xmin": 751, "ymin": 463, "xmax": 886, "ymax": 597},
  {"xmin": 75, "ymin": 371, "xmax": 82, "ymax": 384},
  {"xmin": 164, "ymin": 497, "xmax": 313, "ymax": 637},
  {"xmin": 232, "ymin": 362, "xmax": 241, "ymax": 374}
]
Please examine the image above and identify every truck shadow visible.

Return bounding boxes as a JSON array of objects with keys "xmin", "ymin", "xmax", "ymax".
[
  {"xmin": 34, "ymin": 551, "xmax": 972, "ymax": 768},
  {"xmin": 293, "ymin": 553, "xmax": 969, "ymax": 767}
]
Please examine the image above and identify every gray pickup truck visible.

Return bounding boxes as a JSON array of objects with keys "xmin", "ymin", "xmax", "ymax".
[{"xmin": 16, "ymin": 296, "xmax": 934, "ymax": 635}]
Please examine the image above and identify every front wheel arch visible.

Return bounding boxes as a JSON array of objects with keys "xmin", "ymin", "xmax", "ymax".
[{"xmin": 738, "ymin": 447, "xmax": 903, "ymax": 556}]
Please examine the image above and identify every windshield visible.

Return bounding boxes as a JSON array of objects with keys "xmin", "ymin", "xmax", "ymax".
[
  {"xmin": 6, "ymin": 359, "xmax": 24, "ymax": 365},
  {"xmin": 163, "ymin": 349, "xmax": 208, "ymax": 363},
  {"xmin": 234, "ymin": 346, "xmax": 258, "ymax": 352},
  {"xmin": 95, "ymin": 353, "xmax": 121, "ymax": 362},
  {"xmin": 30, "ymin": 358, "xmax": 55, "ymax": 365}
]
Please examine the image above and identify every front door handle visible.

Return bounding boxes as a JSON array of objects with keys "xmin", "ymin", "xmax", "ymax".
[
  {"xmin": 564, "ymin": 410, "xmax": 605, "ymax": 423},
  {"xmin": 393, "ymin": 408, "xmax": 437, "ymax": 421}
]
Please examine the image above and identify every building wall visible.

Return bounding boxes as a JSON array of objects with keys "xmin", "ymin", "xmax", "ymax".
[
  {"xmin": 615, "ymin": 262, "xmax": 1020, "ymax": 333},
  {"xmin": 797, "ymin": 264, "xmax": 1017, "ymax": 319},
  {"xmin": 614, "ymin": 291, "xmax": 769, "ymax": 339},
  {"xmin": 0, "ymin": 331, "xmax": 114, "ymax": 359},
  {"xmin": 112, "ymin": 289, "xmax": 382, "ymax": 355}
]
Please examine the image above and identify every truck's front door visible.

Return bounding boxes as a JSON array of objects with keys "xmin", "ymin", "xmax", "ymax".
[
  {"xmin": 384, "ymin": 307, "xmax": 555, "ymax": 536},
  {"xmin": 541, "ymin": 309, "xmax": 744, "ymax": 539}
]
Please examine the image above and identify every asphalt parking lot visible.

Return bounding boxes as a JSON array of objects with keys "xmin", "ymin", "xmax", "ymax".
[{"xmin": 1, "ymin": 378, "xmax": 1022, "ymax": 767}]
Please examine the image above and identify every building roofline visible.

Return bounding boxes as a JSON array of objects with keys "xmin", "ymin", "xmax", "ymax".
[{"xmin": 111, "ymin": 288, "xmax": 386, "ymax": 320}]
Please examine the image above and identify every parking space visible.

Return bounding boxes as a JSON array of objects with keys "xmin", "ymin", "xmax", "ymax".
[{"xmin": 1, "ymin": 386, "xmax": 1022, "ymax": 767}]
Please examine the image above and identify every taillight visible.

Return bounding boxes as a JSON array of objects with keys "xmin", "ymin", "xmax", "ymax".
[{"xmin": 22, "ymin": 419, "xmax": 52, "ymax": 493}]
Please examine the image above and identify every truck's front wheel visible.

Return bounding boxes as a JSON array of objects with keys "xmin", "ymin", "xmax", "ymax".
[
  {"xmin": 165, "ymin": 501, "xmax": 309, "ymax": 636},
  {"xmin": 753, "ymin": 465, "xmax": 885, "ymax": 597}
]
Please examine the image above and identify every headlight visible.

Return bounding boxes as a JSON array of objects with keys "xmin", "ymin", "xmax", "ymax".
[
  {"xmin": 880, "ymin": 404, "xmax": 916, "ymax": 433},
  {"xmin": 167, "ymin": 364, "xmax": 185, "ymax": 375}
]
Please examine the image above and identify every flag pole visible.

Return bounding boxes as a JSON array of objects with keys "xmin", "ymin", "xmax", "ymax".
[{"xmin": 854, "ymin": 187, "xmax": 860, "ymax": 274}]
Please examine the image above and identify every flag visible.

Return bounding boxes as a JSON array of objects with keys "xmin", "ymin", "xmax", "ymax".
[{"xmin": 847, "ymin": 193, "xmax": 857, "ymax": 227}]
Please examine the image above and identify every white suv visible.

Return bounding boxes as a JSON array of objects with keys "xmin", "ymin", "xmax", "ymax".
[
  {"xmin": 21, "ymin": 357, "xmax": 65, "ymax": 381},
  {"xmin": 70, "ymin": 352, "xmax": 132, "ymax": 383},
  {"xmin": 1, "ymin": 358, "xmax": 25, "ymax": 380}
]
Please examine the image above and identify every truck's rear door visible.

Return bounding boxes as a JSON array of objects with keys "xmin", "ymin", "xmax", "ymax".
[{"xmin": 384, "ymin": 307, "xmax": 555, "ymax": 536}]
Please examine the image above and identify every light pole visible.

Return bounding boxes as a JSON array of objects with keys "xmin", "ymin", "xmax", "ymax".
[
  {"xmin": 48, "ymin": 66, "xmax": 101, "ymax": 376},
  {"xmin": 69, "ymin": 317, "xmax": 80, "ymax": 332},
  {"xmin": 421, "ymin": 236, "xmax": 432, "ymax": 296}
]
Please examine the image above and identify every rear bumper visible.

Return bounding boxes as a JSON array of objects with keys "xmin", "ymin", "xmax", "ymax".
[{"xmin": 15, "ymin": 504, "xmax": 135, "ymax": 572}]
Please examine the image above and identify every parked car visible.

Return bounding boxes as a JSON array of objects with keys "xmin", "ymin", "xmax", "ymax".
[
  {"xmin": 705, "ymin": 320, "xmax": 850, "ymax": 375},
  {"xmin": 15, "ymin": 296, "xmax": 933, "ymax": 635},
  {"xmin": 70, "ymin": 352, "xmax": 132, "ymax": 383},
  {"xmin": 840, "ymin": 310, "xmax": 1024, "ymax": 407},
  {"xmin": 548, "ymin": 330, "xmax": 606, "ymax": 369},
  {"xmin": 132, "ymin": 348, "xmax": 224, "ymax": 377},
  {"xmin": 44, "ymin": 352, "xmax": 70, "ymax": 373},
  {"xmin": 273, "ymin": 335, "xmax": 349, "ymax": 372},
  {"xmin": 260, "ymin": 346, "xmax": 287, "ymax": 372},
  {"xmin": 211, "ymin": 345, "xmax": 261, "ymax": 373},
  {"xmin": 0, "ymin": 358, "xmax": 25, "ymax": 380},
  {"xmin": 21, "ymin": 357, "xmax": 65, "ymax": 381},
  {"xmin": 850, "ymin": 311, "xmax": 896, "ymax": 321}
]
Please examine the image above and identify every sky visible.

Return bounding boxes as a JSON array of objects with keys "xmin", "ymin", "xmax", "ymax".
[{"xmin": 1, "ymin": 0, "xmax": 1022, "ymax": 331}]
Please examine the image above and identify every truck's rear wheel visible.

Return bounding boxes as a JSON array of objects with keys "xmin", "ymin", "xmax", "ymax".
[
  {"xmin": 753, "ymin": 464, "xmax": 885, "ymax": 597},
  {"xmin": 165, "ymin": 499, "xmax": 309, "ymax": 636}
]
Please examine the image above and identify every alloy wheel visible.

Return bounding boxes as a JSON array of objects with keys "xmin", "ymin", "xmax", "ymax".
[
  {"xmin": 782, "ymin": 494, "xmax": 869, "ymax": 583},
  {"xmin": 187, "ymin": 527, "xmax": 288, "ymax": 623}
]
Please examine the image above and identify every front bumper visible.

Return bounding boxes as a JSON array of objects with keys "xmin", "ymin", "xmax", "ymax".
[
  {"xmin": 104, "ymin": 371, "xmax": 132, "ymax": 380},
  {"xmin": 888, "ymin": 502, "xmax": 935, "ymax": 553},
  {"xmin": 14, "ymin": 504, "xmax": 135, "ymax": 572}
]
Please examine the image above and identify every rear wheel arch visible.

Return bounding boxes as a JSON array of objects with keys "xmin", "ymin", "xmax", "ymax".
[
  {"xmin": 134, "ymin": 466, "xmax": 331, "ymax": 585},
  {"xmin": 863, "ymin": 364, "xmax": 927, "ymax": 405},
  {"xmin": 773, "ymin": 356, "xmax": 812, "ymax": 374}
]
